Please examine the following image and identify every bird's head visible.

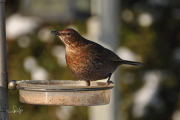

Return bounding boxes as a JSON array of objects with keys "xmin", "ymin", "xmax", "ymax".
[{"xmin": 50, "ymin": 28, "xmax": 81, "ymax": 48}]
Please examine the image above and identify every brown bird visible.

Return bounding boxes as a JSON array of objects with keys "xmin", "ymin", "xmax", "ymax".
[{"xmin": 50, "ymin": 28, "xmax": 143, "ymax": 86}]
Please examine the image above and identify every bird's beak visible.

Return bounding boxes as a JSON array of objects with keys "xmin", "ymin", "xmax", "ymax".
[{"xmin": 50, "ymin": 31, "xmax": 61, "ymax": 36}]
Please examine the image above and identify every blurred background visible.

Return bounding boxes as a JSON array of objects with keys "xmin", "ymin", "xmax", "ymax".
[{"xmin": 4, "ymin": 0, "xmax": 180, "ymax": 120}]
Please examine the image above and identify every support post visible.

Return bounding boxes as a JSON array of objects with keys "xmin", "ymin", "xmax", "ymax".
[
  {"xmin": 0, "ymin": 0, "xmax": 9, "ymax": 119},
  {"xmin": 89, "ymin": 0, "xmax": 120, "ymax": 120},
  {"xmin": 100, "ymin": 0, "xmax": 120, "ymax": 119}
]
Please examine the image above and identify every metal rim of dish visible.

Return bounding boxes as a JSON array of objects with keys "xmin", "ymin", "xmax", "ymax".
[{"xmin": 16, "ymin": 80, "xmax": 115, "ymax": 92}]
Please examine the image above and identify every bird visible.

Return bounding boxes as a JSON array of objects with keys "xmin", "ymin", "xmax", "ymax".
[{"xmin": 50, "ymin": 28, "xmax": 143, "ymax": 86}]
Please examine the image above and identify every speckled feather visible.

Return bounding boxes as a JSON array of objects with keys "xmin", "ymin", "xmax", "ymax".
[
  {"xmin": 65, "ymin": 39, "xmax": 121, "ymax": 81},
  {"xmin": 51, "ymin": 28, "xmax": 143, "ymax": 82}
]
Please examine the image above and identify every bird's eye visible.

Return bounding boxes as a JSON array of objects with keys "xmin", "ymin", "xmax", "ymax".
[{"xmin": 67, "ymin": 32, "xmax": 71, "ymax": 35}]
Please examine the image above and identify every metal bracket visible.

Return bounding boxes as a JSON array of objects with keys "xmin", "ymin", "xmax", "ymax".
[{"xmin": 8, "ymin": 80, "xmax": 17, "ymax": 90}]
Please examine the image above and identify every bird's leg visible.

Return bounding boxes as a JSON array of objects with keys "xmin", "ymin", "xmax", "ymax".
[
  {"xmin": 86, "ymin": 81, "xmax": 90, "ymax": 86},
  {"xmin": 106, "ymin": 73, "xmax": 114, "ymax": 85}
]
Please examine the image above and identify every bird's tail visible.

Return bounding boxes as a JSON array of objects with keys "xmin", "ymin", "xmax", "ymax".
[{"xmin": 121, "ymin": 60, "xmax": 143, "ymax": 66}]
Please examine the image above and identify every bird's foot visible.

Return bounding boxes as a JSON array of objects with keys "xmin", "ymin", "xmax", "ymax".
[
  {"xmin": 86, "ymin": 81, "xmax": 90, "ymax": 86},
  {"xmin": 106, "ymin": 81, "xmax": 114, "ymax": 85}
]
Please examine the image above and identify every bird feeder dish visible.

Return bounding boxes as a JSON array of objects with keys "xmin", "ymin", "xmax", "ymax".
[{"xmin": 16, "ymin": 80, "xmax": 114, "ymax": 106}]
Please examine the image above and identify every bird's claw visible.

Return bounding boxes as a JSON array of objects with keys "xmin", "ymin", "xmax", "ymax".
[
  {"xmin": 106, "ymin": 81, "xmax": 114, "ymax": 85},
  {"xmin": 86, "ymin": 81, "xmax": 90, "ymax": 86}
]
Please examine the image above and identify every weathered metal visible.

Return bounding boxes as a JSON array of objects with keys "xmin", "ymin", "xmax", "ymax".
[
  {"xmin": 16, "ymin": 80, "xmax": 114, "ymax": 106},
  {"xmin": 0, "ymin": 0, "xmax": 9, "ymax": 119},
  {"xmin": 8, "ymin": 80, "xmax": 17, "ymax": 90}
]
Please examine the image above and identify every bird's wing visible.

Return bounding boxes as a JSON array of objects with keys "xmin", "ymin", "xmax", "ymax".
[
  {"xmin": 82, "ymin": 40, "xmax": 143, "ymax": 66},
  {"xmin": 101, "ymin": 47, "xmax": 122, "ymax": 61},
  {"xmin": 84, "ymin": 40, "xmax": 121, "ymax": 62}
]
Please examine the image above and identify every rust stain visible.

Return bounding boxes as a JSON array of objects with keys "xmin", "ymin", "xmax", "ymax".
[{"xmin": 101, "ymin": 90, "xmax": 106, "ymax": 95}]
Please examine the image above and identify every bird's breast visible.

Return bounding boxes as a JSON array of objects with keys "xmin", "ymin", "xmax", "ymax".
[{"xmin": 65, "ymin": 48, "xmax": 90, "ymax": 72}]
